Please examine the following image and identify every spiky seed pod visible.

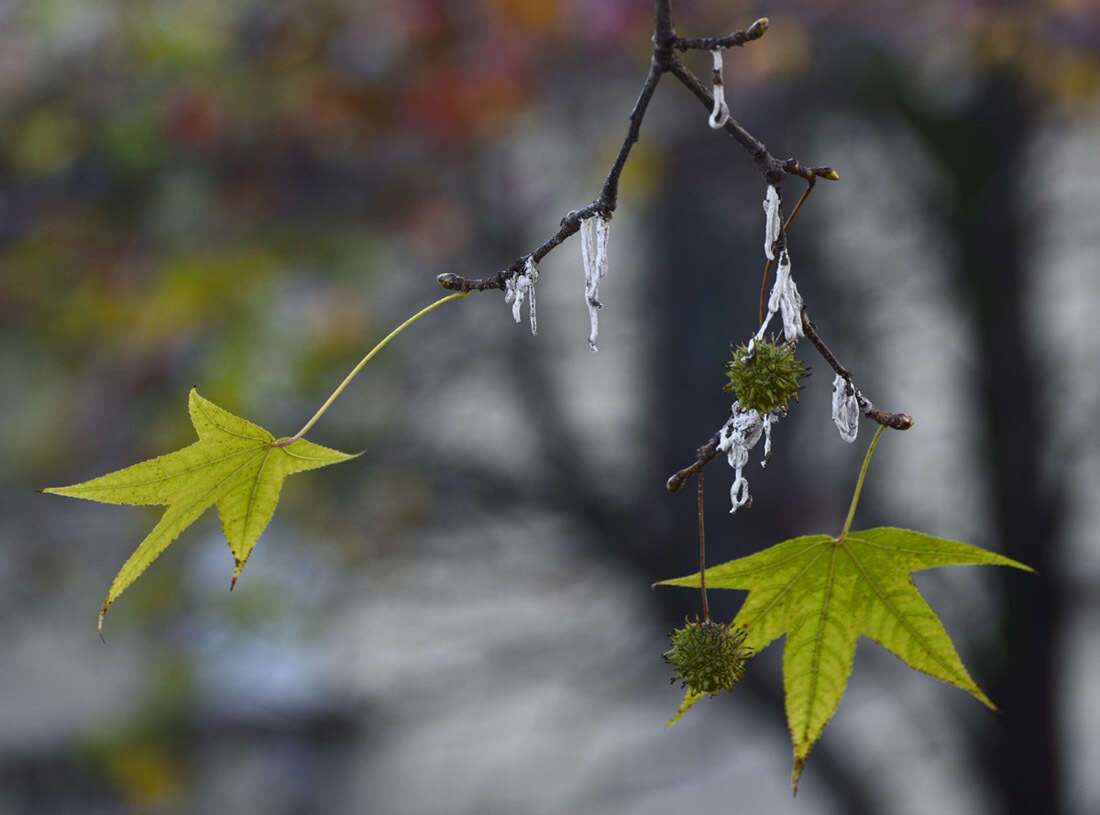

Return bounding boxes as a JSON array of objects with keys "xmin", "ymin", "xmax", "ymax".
[
  {"xmin": 664, "ymin": 618, "xmax": 752, "ymax": 695},
  {"xmin": 723, "ymin": 337, "xmax": 809, "ymax": 415}
]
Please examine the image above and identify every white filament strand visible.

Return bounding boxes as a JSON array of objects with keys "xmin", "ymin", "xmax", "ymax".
[{"xmin": 708, "ymin": 50, "xmax": 730, "ymax": 129}]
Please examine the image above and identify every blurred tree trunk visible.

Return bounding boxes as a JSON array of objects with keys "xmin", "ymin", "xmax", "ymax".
[
  {"xmin": 937, "ymin": 74, "xmax": 1064, "ymax": 815},
  {"xmin": 863, "ymin": 64, "xmax": 1066, "ymax": 814}
]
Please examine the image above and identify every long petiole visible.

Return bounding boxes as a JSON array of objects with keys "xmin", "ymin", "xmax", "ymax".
[
  {"xmin": 698, "ymin": 470, "xmax": 709, "ymax": 620},
  {"xmin": 838, "ymin": 424, "xmax": 886, "ymax": 541},
  {"xmin": 275, "ymin": 291, "xmax": 469, "ymax": 446}
]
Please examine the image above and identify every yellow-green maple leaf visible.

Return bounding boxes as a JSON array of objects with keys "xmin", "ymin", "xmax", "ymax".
[
  {"xmin": 659, "ymin": 527, "xmax": 1031, "ymax": 791},
  {"xmin": 43, "ymin": 389, "xmax": 357, "ymax": 630}
]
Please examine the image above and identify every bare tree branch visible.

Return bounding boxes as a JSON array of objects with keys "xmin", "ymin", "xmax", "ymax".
[
  {"xmin": 435, "ymin": 0, "xmax": 912, "ymax": 497},
  {"xmin": 673, "ymin": 17, "xmax": 770, "ymax": 52},
  {"xmin": 437, "ymin": 60, "xmax": 663, "ymax": 294},
  {"xmin": 439, "ymin": 3, "xmax": 795, "ymax": 294}
]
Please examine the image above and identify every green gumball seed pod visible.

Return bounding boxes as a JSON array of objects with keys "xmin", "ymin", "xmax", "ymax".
[
  {"xmin": 723, "ymin": 337, "xmax": 809, "ymax": 415},
  {"xmin": 664, "ymin": 618, "xmax": 752, "ymax": 696}
]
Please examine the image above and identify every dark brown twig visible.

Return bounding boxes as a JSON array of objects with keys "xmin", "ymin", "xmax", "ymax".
[
  {"xmin": 800, "ymin": 309, "xmax": 914, "ymax": 430},
  {"xmin": 655, "ymin": 0, "xmax": 674, "ymax": 49},
  {"xmin": 667, "ymin": 436, "xmax": 721, "ymax": 493},
  {"xmin": 665, "ymin": 56, "xmax": 837, "ymax": 186},
  {"xmin": 439, "ymin": 57, "xmax": 667, "ymax": 294},
  {"xmin": 674, "ymin": 18, "xmax": 770, "ymax": 52}
]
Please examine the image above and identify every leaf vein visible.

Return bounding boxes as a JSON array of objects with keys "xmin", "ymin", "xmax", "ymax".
[
  {"xmin": 741, "ymin": 547, "xmax": 826, "ymax": 631},
  {"xmin": 240, "ymin": 449, "xmax": 273, "ymax": 547},
  {"xmin": 73, "ymin": 445, "xmax": 265, "ymax": 493},
  {"xmin": 194, "ymin": 398, "xmax": 270, "ymax": 443},
  {"xmin": 183, "ymin": 449, "xmax": 269, "ymax": 522},
  {"xmin": 842, "ymin": 543, "xmax": 967, "ymax": 684},
  {"xmin": 280, "ymin": 447, "xmax": 337, "ymax": 461},
  {"xmin": 800, "ymin": 546, "xmax": 838, "ymax": 742}
]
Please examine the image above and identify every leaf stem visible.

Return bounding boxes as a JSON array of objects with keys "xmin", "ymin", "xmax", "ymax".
[
  {"xmin": 276, "ymin": 291, "xmax": 469, "ymax": 446},
  {"xmin": 698, "ymin": 470, "xmax": 709, "ymax": 621},
  {"xmin": 838, "ymin": 424, "xmax": 886, "ymax": 541}
]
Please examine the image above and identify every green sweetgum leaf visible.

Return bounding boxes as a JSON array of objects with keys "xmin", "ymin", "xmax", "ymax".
[
  {"xmin": 43, "ymin": 389, "xmax": 357, "ymax": 631},
  {"xmin": 659, "ymin": 527, "xmax": 1031, "ymax": 791}
]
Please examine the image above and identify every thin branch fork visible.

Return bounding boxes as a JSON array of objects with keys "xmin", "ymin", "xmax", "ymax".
[
  {"xmin": 438, "ymin": 4, "xmax": 796, "ymax": 294},
  {"xmin": 667, "ymin": 435, "xmax": 723, "ymax": 493}
]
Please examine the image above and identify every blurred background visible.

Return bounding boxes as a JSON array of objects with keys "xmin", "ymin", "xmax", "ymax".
[{"xmin": 2, "ymin": 0, "xmax": 1098, "ymax": 812}]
